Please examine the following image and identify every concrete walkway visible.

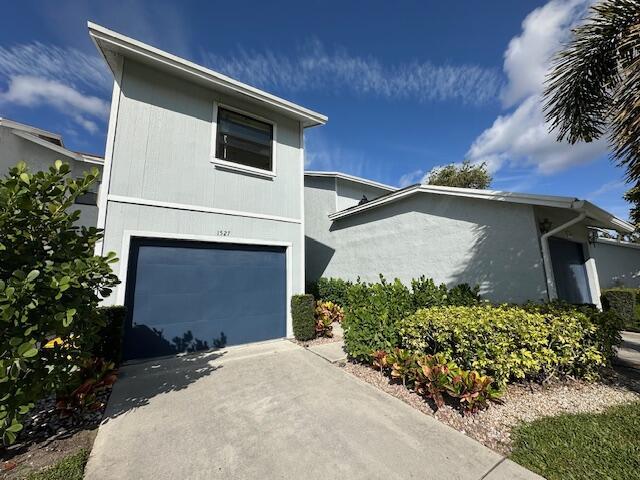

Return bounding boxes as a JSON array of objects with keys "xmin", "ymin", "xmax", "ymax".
[
  {"xmin": 85, "ymin": 341, "xmax": 540, "ymax": 480},
  {"xmin": 617, "ymin": 331, "xmax": 640, "ymax": 371}
]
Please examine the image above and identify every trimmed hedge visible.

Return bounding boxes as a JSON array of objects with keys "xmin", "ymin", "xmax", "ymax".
[
  {"xmin": 601, "ymin": 288, "xmax": 640, "ymax": 331},
  {"xmin": 291, "ymin": 294, "xmax": 315, "ymax": 341},
  {"xmin": 399, "ymin": 304, "xmax": 622, "ymax": 386},
  {"xmin": 342, "ymin": 275, "xmax": 480, "ymax": 361},
  {"xmin": 92, "ymin": 306, "xmax": 127, "ymax": 364}
]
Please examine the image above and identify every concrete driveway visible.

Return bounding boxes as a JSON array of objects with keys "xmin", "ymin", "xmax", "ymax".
[{"xmin": 84, "ymin": 341, "xmax": 540, "ymax": 480}]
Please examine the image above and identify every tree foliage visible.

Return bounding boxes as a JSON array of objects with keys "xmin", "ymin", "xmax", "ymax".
[
  {"xmin": 0, "ymin": 161, "xmax": 119, "ymax": 444},
  {"xmin": 544, "ymin": 0, "xmax": 640, "ymax": 180},
  {"xmin": 426, "ymin": 160, "xmax": 492, "ymax": 189}
]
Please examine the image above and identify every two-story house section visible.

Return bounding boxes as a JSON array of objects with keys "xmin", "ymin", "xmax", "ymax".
[{"xmin": 89, "ymin": 23, "xmax": 327, "ymax": 361}]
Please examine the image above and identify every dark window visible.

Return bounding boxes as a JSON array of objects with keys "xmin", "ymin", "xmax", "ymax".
[{"xmin": 215, "ymin": 108, "xmax": 273, "ymax": 172}]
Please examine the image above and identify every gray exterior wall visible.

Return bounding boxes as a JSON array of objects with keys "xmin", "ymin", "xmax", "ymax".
[
  {"xmin": 305, "ymin": 180, "xmax": 548, "ymax": 303},
  {"xmin": 592, "ymin": 240, "xmax": 640, "ymax": 288},
  {"xmin": 102, "ymin": 57, "xmax": 305, "ymax": 306},
  {"xmin": 0, "ymin": 124, "xmax": 101, "ymax": 228},
  {"xmin": 336, "ymin": 178, "xmax": 391, "ymax": 211}
]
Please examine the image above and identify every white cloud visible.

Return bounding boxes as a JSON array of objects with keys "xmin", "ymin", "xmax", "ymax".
[
  {"xmin": 587, "ymin": 180, "xmax": 626, "ymax": 199},
  {"xmin": 305, "ymin": 133, "xmax": 368, "ymax": 177},
  {"xmin": 398, "ymin": 169, "xmax": 425, "ymax": 188},
  {"xmin": 203, "ymin": 40, "xmax": 502, "ymax": 106},
  {"xmin": 0, "ymin": 42, "xmax": 110, "ymax": 133},
  {"xmin": 0, "ymin": 76, "xmax": 109, "ymax": 133},
  {"xmin": 501, "ymin": 0, "xmax": 588, "ymax": 107},
  {"xmin": 466, "ymin": 0, "xmax": 605, "ymax": 176},
  {"xmin": 0, "ymin": 42, "xmax": 110, "ymax": 92}
]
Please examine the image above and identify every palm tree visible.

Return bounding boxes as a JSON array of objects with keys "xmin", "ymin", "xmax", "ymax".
[{"xmin": 544, "ymin": 0, "xmax": 640, "ymax": 179}]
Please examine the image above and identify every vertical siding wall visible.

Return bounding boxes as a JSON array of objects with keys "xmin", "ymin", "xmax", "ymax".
[
  {"xmin": 592, "ymin": 240, "xmax": 640, "ymax": 288},
  {"xmin": 0, "ymin": 126, "xmax": 101, "ymax": 228},
  {"xmin": 102, "ymin": 58, "xmax": 305, "ymax": 303}
]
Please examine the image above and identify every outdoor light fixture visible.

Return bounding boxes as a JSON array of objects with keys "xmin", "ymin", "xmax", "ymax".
[{"xmin": 539, "ymin": 218, "xmax": 552, "ymax": 234}]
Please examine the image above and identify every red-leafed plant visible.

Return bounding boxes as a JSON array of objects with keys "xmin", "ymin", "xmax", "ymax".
[{"xmin": 56, "ymin": 358, "xmax": 118, "ymax": 416}]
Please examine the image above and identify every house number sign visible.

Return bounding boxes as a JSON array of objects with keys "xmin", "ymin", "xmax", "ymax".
[{"xmin": 217, "ymin": 230, "xmax": 231, "ymax": 237}]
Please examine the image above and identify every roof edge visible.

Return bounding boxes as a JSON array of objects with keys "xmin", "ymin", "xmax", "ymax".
[
  {"xmin": 328, "ymin": 183, "xmax": 633, "ymax": 233},
  {"xmin": 87, "ymin": 22, "xmax": 327, "ymax": 128},
  {"xmin": 305, "ymin": 171, "xmax": 395, "ymax": 191}
]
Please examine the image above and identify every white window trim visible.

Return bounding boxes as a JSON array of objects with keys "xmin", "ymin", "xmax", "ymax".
[
  {"xmin": 116, "ymin": 230, "xmax": 294, "ymax": 339},
  {"xmin": 210, "ymin": 102, "xmax": 277, "ymax": 178}
]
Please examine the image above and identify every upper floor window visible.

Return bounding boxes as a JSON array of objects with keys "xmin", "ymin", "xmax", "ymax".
[{"xmin": 215, "ymin": 107, "xmax": 274, "ymax": 174}]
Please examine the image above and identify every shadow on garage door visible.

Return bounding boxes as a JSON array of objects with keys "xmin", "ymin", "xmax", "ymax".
[{"xmin": 122, "ymin": 238, "xmax": 287, "ymax": 361}]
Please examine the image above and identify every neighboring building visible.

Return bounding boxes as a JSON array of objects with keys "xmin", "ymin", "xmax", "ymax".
[
  {"xmin": 0, "ymin": 117, "xmax": 103, "ymax": 228},
  {"xmin": 591, "ymin": 238, "xmax": 640, "ymax": 289},
  {"xmin": 89, "ymin": 23, "xmax": 327, "ymax": 360},
  {"xmin": 304, "ymin": 176, "xmax": 634, "ymax": 306}
]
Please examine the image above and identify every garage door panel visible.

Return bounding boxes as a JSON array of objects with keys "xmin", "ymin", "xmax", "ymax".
[{"xmin": 123, "ymin": 239, "xmax": 287, "ymax": 360}]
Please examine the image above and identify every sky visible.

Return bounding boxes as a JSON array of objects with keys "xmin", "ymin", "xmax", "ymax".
[{"xmin": 0, "ymin": 0, "xmax": 632, "ymax": 219}]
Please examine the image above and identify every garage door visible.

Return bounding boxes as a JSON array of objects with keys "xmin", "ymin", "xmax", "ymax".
[{"xmin": 122, "ymin": 238, "xmax": 287, "ymax": 361}]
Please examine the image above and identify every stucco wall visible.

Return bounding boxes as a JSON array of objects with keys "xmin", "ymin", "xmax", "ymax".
[
  {"xmin": 306, "ymin": 188, "xmax": 549, "ymax": 303},
  {"xmin": 336, "ymin": 178, "xmax": 392, "ymax": 211},
  {"xmin": 592, "ymin": 240, "xmax": 640, "ymax": 288},
  {"xmin": 0, "ymin": 125, "xmax": 101, "ymax": 228},
  {"xmin": 103, "ymin": 57, "xmax": 305, "ymax": 305}
]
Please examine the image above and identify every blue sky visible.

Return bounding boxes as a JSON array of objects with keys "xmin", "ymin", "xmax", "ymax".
[{"xmin": 0, "ymin": 0, "xmax": 631, "ymax": 219}]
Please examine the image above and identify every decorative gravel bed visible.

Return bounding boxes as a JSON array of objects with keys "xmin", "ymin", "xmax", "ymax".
[
  {"xmin": 342, "ymin": 361, "xmax": 640, "ymax": 455},
  {"xmin": 1, "ymin": 390, "xmax": 110, "ymax": 479}
]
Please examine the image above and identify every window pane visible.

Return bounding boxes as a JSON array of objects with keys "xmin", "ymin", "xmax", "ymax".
[{"xmin": 216, "ymin": 108, "xmax": 273, "ymax": 172}]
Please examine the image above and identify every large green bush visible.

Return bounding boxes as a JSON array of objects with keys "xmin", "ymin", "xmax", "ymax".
[
  {"xmin": 0, "ymin": 161, "xmax": 119, "ymax": 444},
  {"xmin": 291, "ymin": 294, "xmax": 315, "ymax": 341},
  {"xmin": 399, "ymin": 304, "xmax": 621, "ymax": 386},
  {"xmin": 342, "ymin": 275, "xmax": 480, "ymax": 361},
  {"xmin": 313, "ymin": 277, "xmax": 353, "ymax": 307},
  {"xmin": 601, "ymin": 288, "xmax": 639, "ymax": 331}
]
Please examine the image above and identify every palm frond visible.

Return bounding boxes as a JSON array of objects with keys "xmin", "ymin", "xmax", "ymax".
[{"xmin": 544, "ymin": 0, "xmax": 640, "ymax": 144}]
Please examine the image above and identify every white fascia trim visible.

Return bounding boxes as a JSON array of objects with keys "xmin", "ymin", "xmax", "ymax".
[
  {"xmin": 210, "ymin": 101, "xmax": 277, "ymax": 178},
  {"xmin": 0, "ymin": 117, "xmax": 63, "ymax": 145},
  {"xmin": 595, "ymin": 237, "xmax": 640, "ymax": 250},
  {"xmin": 298, "ymin": 123, "xmax": 305, "ymax": 294},
  {"xmin": 12, "ymin": 130, "xmax": 81, "ymax": 162},
  {"xmin": 108, "ymin": 194, "xmax": 302, "ymax": 224},
  {"xmin": 328, "ymin": 184, "xmax": 632, "ymax": 232},
  {"xmin": 87, "ymin": 22, "xmax": 327, "ymax": 128},
  {"xmin": 95, "ymin": 55, "xmax": 124, "ymax": 256},
  {"xmin": 305, "ymin": 171, "xmax": 395, "ymax": 192},
  {"xmin": 116, "ymin": 230, "xmax": 294, "ymax": 338}
]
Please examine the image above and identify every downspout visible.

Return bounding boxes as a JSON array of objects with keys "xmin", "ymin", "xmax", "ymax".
[{"xmin": 540, "ymin": 202, "xmax": 586, "ymax": 301}]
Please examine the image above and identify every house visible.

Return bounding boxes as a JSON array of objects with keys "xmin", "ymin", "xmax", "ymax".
[
  {"xmin": 88, "ymin": 23, "xmax": 327, "ymax": 360},
  {"xmin": 304, "ymin": 173, "xmax": 635, "ymax": 306},
  {"xmin": 591, "ymin": 238, "xmax": 640, "ymax": 289},
  {"xmin": 0, "ymin": 117, "xmax": 103, "ymax": 228}
]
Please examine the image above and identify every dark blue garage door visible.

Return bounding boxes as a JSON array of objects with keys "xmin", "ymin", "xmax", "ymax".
[{"xmin": 122, "ymin": 238, "xmax": 287, "ymax": 361}]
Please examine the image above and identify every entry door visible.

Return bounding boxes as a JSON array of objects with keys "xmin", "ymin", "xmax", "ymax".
[
  {"xmin": 548, "ymin": 237, "xmax": 592, "ymax": 304},
  {"xmin": 122, "ymin": 238, "xmax": 287, "ymax": 360}
]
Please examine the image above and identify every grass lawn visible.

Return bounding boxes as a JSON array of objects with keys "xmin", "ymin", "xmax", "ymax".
[
  {"xmin": 510, "ymin": 402, "xmax": 640, "ymax": 480},
  {"xmin": 23, "ymin": 449, "xmax": 89, "ymax": 480}
]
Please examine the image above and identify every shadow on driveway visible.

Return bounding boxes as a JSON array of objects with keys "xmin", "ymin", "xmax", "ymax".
[{"xmin": 103, "ymin": 349, "xmax": 224, "ymax": 423}]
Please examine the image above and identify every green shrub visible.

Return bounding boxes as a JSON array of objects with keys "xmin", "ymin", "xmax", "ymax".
[
  {"xmin": 342, "ymin": 275, "xmax": 481, "ymax": 361},
  {"xmin": 314, "ymin": 277, "xmax": 353, "ymax": 307},
  {"xmin": 399, "ymin": 304, "xmax": 617, "ymax": 387},
  {"xmin": 92, "ymin": 306, "xmax": 127, "ymax": 364},
  {"xmin": 0, "ymin": 161, "xmax": 119, "ymax": 445},
  {"xmin": 601, "ymin": 288, "xmax": 639, "ymax": 330},
  {"xmin": 291, "ymin": 294, "xmax": 315, "ymax": 341}
]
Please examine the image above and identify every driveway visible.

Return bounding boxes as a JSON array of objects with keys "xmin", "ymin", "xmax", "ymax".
[
  {"xmin": 84, "ymin": 341, "xmax": 540, "ymax": 480},
  {"xmin": 617, "ymin": 331, "xmax": 640, "ymax": 372}
]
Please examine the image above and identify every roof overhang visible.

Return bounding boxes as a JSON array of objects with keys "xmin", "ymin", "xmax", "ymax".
[
  {"xmin": 328, "ymin": 184, "xmax": 634, "ymax": 233},
  {"xmin": 88, "ymin": 22, "xmax": 327, "ymax": 128},
  {"xmin": 305, "ymin": 171, "xmax": 395, "ymax": 191},
  {"xmin": 0, "ymin": 117, "xmax": 63, "ymax": 146},
  {"xmin": 11, "ymin": 130, "xmax": 103, "ymax": 166}
]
